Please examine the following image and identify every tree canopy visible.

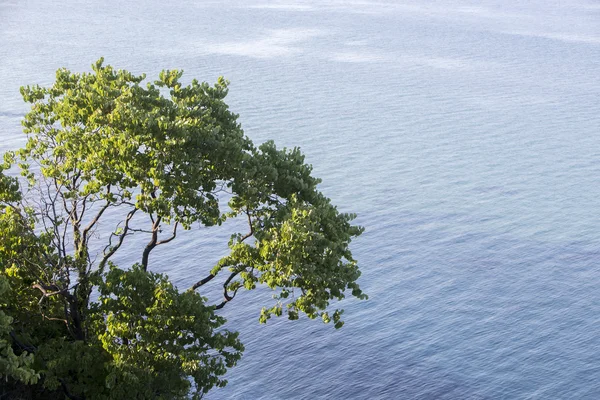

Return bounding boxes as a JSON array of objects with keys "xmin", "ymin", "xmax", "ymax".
[{"xmin": 0, "ymin": 59, "xmax": 366, "ymax": 399}]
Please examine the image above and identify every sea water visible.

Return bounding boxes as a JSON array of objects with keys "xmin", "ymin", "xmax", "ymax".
[{"xmin": 1, "ymin": 1, "xmax": 599, "ymax": 398}]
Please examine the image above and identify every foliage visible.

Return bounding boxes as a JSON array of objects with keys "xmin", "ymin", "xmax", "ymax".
[
  {"xmin": 0, "ymin": 275, "xmax": 39, "ymax": 385},
  {"xmin": 0, "ymin": 59, "xmax": 365, "ymax": 399}
]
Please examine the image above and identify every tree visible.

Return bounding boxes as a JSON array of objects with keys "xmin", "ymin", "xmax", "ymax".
[{"xmin": 0, "ymin": 59, "xmax": 366, "ymax": 399}]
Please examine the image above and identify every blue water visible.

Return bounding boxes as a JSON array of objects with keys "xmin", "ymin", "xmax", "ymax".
[{"xmin": 1, "ymin": 0, "xmax": 600, "ymax": 398}]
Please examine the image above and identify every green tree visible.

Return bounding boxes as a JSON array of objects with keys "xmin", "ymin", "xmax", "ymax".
[{"xmin": 0, "ymin": 59, "xmax": 366, "ymax": 399}]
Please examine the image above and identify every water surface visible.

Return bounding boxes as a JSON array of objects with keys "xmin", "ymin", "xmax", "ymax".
[{"xmin": 1, "ymin": 1, "xmax": 600, "ymax": 398}]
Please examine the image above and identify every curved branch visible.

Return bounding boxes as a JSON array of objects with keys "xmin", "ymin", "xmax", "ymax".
[
  {"xmin": 214, "ymin": 270, "xmax": 242, "ymax": 310},
  {"xmin": 191, "ymin": 209, "xmax": 253, "ymax": 293},
  {"xmin": 141, "ymin": 215, "xmax": 161, "ymax": 271},
  {"xmin": 156, "ymin": 222, "xmax": 178, "ymax": 245}
]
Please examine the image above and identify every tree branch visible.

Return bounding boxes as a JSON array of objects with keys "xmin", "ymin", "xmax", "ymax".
[
  {"xmin": 99, "ymin": 208, "xmax": 137, "ymax": 272},
  {"xmin": 33, "ymin": 282, "xmax": 83, "ymax": 340},
  {"xmin": 141, "ymin": 215, "xmax": 161, "ymax": 271},
  {"xmin": 239, "ymin": 209, "xmax": 254, "ymax": 242},
  {"xmin": 190, "ymin": 273, "xmax": 215, "ymax": 291},
  {"xmin": 214, "ymin": 270, "xmax": 241, "ymax": 310},
  {"xmin": 32, "ymin": 282, "xmax": 70, "ymax": 301},
  {"xmin": 156, "ymin": 222, "xmax": 178, "ymax": 245},
  {"xmin": 81, "ymin": 186, "xmax": 111, "ymax": 247},
  {"xmin": 190, "ymin": 210, "xmax": 253, "ymax": 292}
]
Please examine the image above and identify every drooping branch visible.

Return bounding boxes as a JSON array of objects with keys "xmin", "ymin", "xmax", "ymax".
[
  {"xmin": 215, "ymin": 211, "xmax": 254, "ymax": 308},
  {"xmin": 215, "ymin": 270, "xmax": 242, "ymax": 310},
  {"xmin": 190, "ymin": 209, "xmax": 253, "ymax": 292},
  {"xmin": 222, "ymin": 271, "xmax": 239, "ymax": 301}
]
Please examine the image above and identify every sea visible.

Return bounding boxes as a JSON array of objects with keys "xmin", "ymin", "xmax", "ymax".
[{"xmin": 1, "ymin": 0, "xmax": 599, "ymax": 398}]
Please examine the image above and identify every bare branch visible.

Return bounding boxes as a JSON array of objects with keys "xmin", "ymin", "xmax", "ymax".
[
  {"xmin": 45, "ymin": 177, "xmax": 66, "ymax": 261},
  {"xmin": 239, "ymin": 209, "xmax": 254, "ymax": 242},
  {"xmin": 215, "ymin": 270, "xmax": 242, "ymax": 310},
  {"xmin": 75, "ymin": 193, "xmax": 93, "ymax": 225},
  {"xmin": 141, "ymin": 215, "xmax": 161, "ymax": 271},
  {"xmin": 41, "ymin": 315, "xmax": 69, "ymax": 324},
  {"xmin": 99, "ymin": 208, "xmax": 137, "ymax": 272},
  {"xmin": 156, "ymin": 222, "xmax": 178, "ymax": 245},
  {"xmin": 128, "ymin": 227, "xmax": 154, "ymax": 234},
  {"xmin": 81, "ymin": 197, "xmax": 110, "ymax": 246},
  {"xmin": 191, "ymin": 209, "xmax": 253, "ymax": 292},
  {"xmin": 33, "ymin": 282, "xmax": 79, "ymax": 335},
  {"xmin": 190, "ymin": 273, "xmax": 216, "ymax": 291},
  {"xmin": 32, "ymin": 283, "xmax": 68, "ymax": 300}
]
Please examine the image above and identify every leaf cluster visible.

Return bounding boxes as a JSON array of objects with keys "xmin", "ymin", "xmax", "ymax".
[{"xmin": 0, "ymin": 59, "xmax": 366, "ymax": 399}]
